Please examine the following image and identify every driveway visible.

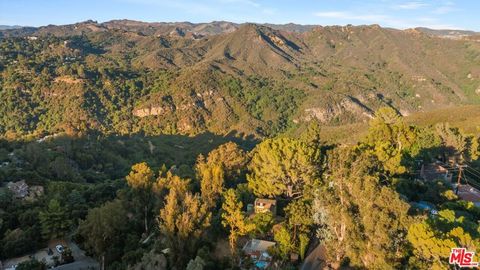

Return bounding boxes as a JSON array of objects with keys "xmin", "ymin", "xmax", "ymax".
[
  {"xmin": 1, "ymin": 239, "xmax": 98, "ymax": 270},
  {"xmin": 53, "ymin": 240, "xmax": 99, "ymax": 270},
  {"xmin": 301, "ymin": 244, "xmax": 327, "ymax": 270},
  {"xmin": 2, "ymin": 248, "xmax": 56, "ymax": 269},
  {"xmin": 53, "ymin": 259, "xmax": 98, "ymax": 270}
]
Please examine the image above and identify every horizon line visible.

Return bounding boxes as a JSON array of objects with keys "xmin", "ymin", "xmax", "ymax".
[{"xmin": 1, "ymin": 18, "xmax": 476, "ymax": 32}]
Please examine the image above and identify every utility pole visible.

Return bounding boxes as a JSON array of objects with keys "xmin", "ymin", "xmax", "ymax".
[{"xmin": 455, "ymin": 164, "xmax": 466, "ymax": 195}]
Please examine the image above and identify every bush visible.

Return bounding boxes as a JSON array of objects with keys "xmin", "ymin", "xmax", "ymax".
[{"xmin": 16, "ymin": 259, "xmax": 46, "ymax": 270}]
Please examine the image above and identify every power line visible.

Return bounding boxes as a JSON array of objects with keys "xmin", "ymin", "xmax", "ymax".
[
  {"xmin": 463, "ymin": 162, "xmax": 480, "ymax": 177},
  {"xmin": 464, "ymin": 168, "xmax": 480, "ymax": 179},
  {"xmin": 462, "ymin": 174, "xmax": 480, "ymax": 191},
  {"xmin": 463, "ymin": 161, "xmax": 480, "ymax": 170},
  {"xmin": 436, "ymin": 160, "xmax": 480, "ymax": 180},
  {"xmin": 413, "ymin": 169, "xmax": 459, "ymax": 173},
  {"xmin": 457, "ymin": 165, "xmax": 465, "ymax": 193},
  {"xmin": 463, "ymin": 174, "xmax": 469, "ymax": 185},
  {"xmin": 461, "ymin": 164, "xmax": 480, "ymax": 178}
]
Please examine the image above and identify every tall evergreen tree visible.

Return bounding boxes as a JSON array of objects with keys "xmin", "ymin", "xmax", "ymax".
[
  {"xmin": 39, "ymin": 199, "xmax": 72, "ymax": 240},
  {"xmin": 158, "ymin": 180, "xmax": 211, "ymax": 268},
  {"xmin": 196, "ymin": 155, "xmax": 225, "ymax": 208},
  {"xmin": 78, "ymin": 200, "xmax": 128, "ymax": 270},
  {"xmin": 314, "ymin": 148, "xmax": 411, "ymax": 268},
  {"xmin": 221, "ymin": 189, "xmax": 255, "ymax": 254},
  {"xmin": 126, "ymin": 162, "xmax": 155, "ymax": 233},
  {"xmin": 247, "ymin": 138, "xmax": 317, "ymax": 198}
]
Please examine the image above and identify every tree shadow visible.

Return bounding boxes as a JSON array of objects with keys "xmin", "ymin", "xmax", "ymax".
[
  {"xmin": 400, "ymin": 145, "xmax": 457, "ymax": 174},
  {"xmin": 0, "ymin": 130, "xmax": 259, "ymax": 185}
]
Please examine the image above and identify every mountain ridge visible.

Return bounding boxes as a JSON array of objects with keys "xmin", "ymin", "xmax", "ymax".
[
  {"xmin": 1, "ymin": 19, "xmax": 477, "ymax": 38},
  {"xmin": 0, "ymin": 20, "xmax": 479, "ymax": 138}
]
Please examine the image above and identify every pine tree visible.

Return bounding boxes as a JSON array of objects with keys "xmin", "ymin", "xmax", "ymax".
[
  {"xmin": 196, "ymin": 155, "xmax": 225, "ymax": 208},
  {"xmin": 126, "ymin": 162, "xmax": 155, "ymax": 233},
  {"xmin": 221, "ymin": 189, "xmax": 255, "ymax": 254},
  {"xmin": 158, "ymin": 183, "xmax": 211, "ymax": 268},
  {"xmin": 360, "ymin": 107, "xmax": 417, "ymax": 175},
  {"xmin": 247, "ymin": 138, "xmax": 317, "ymax": 198},
  {"xmin": 313, "ymin": 148, "xmax": 411, "ymax": 268},
  {"xmin": 39, "ymin": 199, "xmax": 72, "ymax": 240}
]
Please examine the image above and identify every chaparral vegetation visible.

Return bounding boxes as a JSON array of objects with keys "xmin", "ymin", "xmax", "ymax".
[{"xmin": 1, "ymin": 20, "xmax": 480, "ymax": 270}]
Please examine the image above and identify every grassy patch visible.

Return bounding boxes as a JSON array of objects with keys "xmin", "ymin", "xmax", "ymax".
[{"xmin": 318, "ymin": 105, "xmax": 480, "ymax": 144}]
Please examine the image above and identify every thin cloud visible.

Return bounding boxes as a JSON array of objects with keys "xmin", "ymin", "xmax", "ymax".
[
  {"xmin": 262, "ymin": 8, "xmax": 276, "ymax": 15},
  {"xmin": 314, "ymin": 11, "xmax": 387, "ymax": 21},
  {"xmin": 432, "ymin": 1, "xmax": 456, "ymax": 14},
  {"xmin": 218, "ymin": 0, "xmax": 260, "ymax": 7},
  {"xmin": 395, "ymin": 1, "xmax": 429, "ymax": 10},
  {"xmin": 433, "ymin": 6, "xmax": 454, "ymax": 14},
  {"xmin": 117, "ymin": 0, "xmax": 215, "ymax": 15},
  {"xmin": 313, "ymin": 10, "xmax": 460, "ymax": 30}
]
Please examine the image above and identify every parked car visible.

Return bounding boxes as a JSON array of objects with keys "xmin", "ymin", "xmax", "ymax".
[{"xmin": 56, "ymin": 245, "xmax": 64, "ymax": 253}]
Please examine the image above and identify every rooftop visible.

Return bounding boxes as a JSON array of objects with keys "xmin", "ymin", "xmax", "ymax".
[
  {"xmin": 457, "ymin": 184, "xmax": 480, "ymax": 205},
  {"xmin": 255, "ymin": 198, "xmax": 276, "ymax": 204},
  {"xmin": 243, "ymin": 239, "xmax": 276, "ymax": 253}
]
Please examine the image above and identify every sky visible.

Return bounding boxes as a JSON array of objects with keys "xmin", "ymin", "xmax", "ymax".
[{"xmin": 0, "ymin": 0, "xmax": 479, "ymax": 31}]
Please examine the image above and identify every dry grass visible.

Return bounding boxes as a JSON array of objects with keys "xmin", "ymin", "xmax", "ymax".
[
  {"xmin": 319, "ymin": 105, "xmax": 480, "ymax": 144},
  {"xmin": 405, "ymin": 105, "xmax": 480, "ymax": 133}
]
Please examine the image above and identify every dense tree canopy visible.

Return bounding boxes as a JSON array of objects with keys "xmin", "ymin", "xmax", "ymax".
[
  {"xmin": 360, "ymin": 107, "xmax": 417, "ymax": 175},
  {"xmin": 314, "ymin": 148, "xmax": 411, "ymax": 269},
  {"xmin": 196, "ymin": 156, "xmax": 225, "ymax": 208},
  {"xmin": 158, "ymin": 177, "xmax": 211, "ymax": 268},
  {"xmin": 0, "ymin": 94, "xmax": 479, "ymax": 270},
  {"xmin": 39, "ymin": 199, "xmax": 72, "ymax": 240},
  {"xmin": 204, "ymin": 142, "xmax": 249, "ymax": 185},
  {"xmin": 221, "ymin": 189, "xmax": 255, "ymax": 254},
  {"xmin": 78, "ymin": 200, "xmax": 128, "ymax": 269},
  {"xmin": 408, "ymin": 201, "xmax": 480, "ymax": 269},
  {"xmin": 126, "ymin": 162, "xmax": 156, "ymax": 233},
  {"xmin": 247, "ymin": 138, "xmax": 318, "ymax": 198}
]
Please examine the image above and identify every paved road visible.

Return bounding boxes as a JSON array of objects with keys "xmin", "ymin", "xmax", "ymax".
[
  {"xmin": 1, "ymin": 239, "xmax": 98, "ymax": 270},
  {"xmin": 53, "ymin": 259, "xmax": 98, "ymax": 270},
  {"xmin": 301, "ymin": 245, "xmax": 326, "ymax": 270},
  {"xmin": 53, "ymin": 241, "xmax": 99, "ymax": 270}
]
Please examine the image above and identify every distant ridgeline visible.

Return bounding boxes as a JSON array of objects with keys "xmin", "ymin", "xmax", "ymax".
[{"xmin": 1, "ymin": 20, "xmax": 480, "ymax": 139}]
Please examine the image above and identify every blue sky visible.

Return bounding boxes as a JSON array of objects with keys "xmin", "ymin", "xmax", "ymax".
[{"xmin": 1, "ymin": 0, "xmax": 478, "ymax": 30}]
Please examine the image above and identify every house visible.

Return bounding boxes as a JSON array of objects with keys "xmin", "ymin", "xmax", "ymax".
[
  {"xmin": 7, "ymin": 180, "xmax": 29, "ymax": 198},
  {"xmin": 456, "ymin": 184, "xmax": 480, "ymax": 207},
  {"xmin": 243, "ymin": 239, "xmax": 276, "ymax": 269},
  {"xmin": 420, "ymin": 162, "xmax": 452, "ymax": 182},
  {"xmin": 26, "ymin": 185, "xmax": 45, "ymax": 201},
  {"xmin": 254, "ymin": 198, "xmax": 277, "ymax": 215}
]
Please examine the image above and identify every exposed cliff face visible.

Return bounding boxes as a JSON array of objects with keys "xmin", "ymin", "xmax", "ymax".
[
  {"xmin": 133, "ymin": 106, "xmax": 171, "ymax": 117},
  {"xmin": 133, "ymin": 86, "xmax": 240, "ymax": 134},
  {"xmin": 133, "ymin": 95, "xmax": 176, "ymax": 117},
  {"xmin": 1, "ymin": 21, "xmax": 480, "ymax": 137},
  {"xmin": 303, "ymin": 95, "xmax": 375, "ymax": 123}
]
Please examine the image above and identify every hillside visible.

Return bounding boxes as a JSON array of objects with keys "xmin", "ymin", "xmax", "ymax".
[
  {"xmin": 1, "ymin": 21, "xmax": 480, "ymax": 139},
  {"xmin": 2, "ymin": 19, "xmax": 480, "ymax": 270},
  {"xmin": 415, "ymin": 27, "xmax": 479, "ymax": 39}
]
